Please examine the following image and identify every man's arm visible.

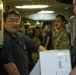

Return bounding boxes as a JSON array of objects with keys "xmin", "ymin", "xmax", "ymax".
[
  {"xmin": 69, "ymin": 66, "xmax": 76, "ymax": 75},
  {"xmin": 45, "ymin": 36, "xmax": 50, "ymax": 49},
  {"xmin": 3, "ymin": 62, "xmax": 20, "ymax": 75}
]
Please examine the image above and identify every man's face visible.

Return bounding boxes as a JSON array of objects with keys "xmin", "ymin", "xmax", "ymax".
[
  {"xmin": 4, "ymin": 14, "xmax": 20, "ymax": 34},
  {"xmin": 73, "ymin": 0, "xmax": 76, "ymax": 14},
  {"xmin": 54, "ymin": 17, "xmax": 64, "ymax": 30}
]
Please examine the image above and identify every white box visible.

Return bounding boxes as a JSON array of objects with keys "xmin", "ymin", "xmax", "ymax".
[
  {"xmin": 29, "ymin": 60, "xmax": 40, "ymax": 75},
  {"xmin": 29, "ymin": 50, "xmax": 72, "ymax": 75}
]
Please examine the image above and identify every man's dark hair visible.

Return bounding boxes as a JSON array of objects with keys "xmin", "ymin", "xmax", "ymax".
[
  {"xmin": 56, "ymin": 15, "xmax": 66, "ymax": 22},
  {"xmin": 3, "ymin": 9, "xmax": 21, "ymax": 21}
]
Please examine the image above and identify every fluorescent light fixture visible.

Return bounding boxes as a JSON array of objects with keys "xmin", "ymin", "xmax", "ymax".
[
  {"xmin": 0, "ymin": 1, "xmax": 3, "ymax": 9},
  {"xmin": 15, "ymin": 5, "xmax": 49, "ymax": 9},
  {"xmin": 36, "ymin": 21, "xmax": 40, "ymax": 24},
  {"xmin": 38, "ymin": 11, "xmax": 54, "ymax": 13}
]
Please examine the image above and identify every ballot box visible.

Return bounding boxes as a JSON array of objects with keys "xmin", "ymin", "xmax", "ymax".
[
  {"xmin": 29, "ymin": 50, "xmax": 72, "ymax": 75},
  {"xmin": 29, "ymin": 60, "xmax": 41, "ymax": 75}
]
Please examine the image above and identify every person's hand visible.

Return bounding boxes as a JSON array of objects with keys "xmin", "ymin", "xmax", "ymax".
[
  {"xmin": 54, "ymin": 26, "xmax": 58, "ymax": 32},
  {"xmin": 69, "ymin": 66, "xmax": 76, "ymax": 75}
]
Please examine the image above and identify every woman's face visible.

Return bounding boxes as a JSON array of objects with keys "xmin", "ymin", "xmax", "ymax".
[{"xmin": 44, "ymin": 25, "xmax": 48, "ymax": 31}]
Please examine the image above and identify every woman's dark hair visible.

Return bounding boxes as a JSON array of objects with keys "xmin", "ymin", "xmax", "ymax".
[{"xmin": 74, "ymin": 37, "xmax": 76, "ymax": 44}]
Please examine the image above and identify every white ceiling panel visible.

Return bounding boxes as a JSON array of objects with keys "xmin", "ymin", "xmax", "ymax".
[{"xmin": 3, "ymin": 0, "xmax": 74, "ymax": 20}]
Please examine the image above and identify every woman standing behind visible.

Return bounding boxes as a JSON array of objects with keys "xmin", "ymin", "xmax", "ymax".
[{"xmin": 42, "ymin": 24, "xmax": 52, "ymax": 50}]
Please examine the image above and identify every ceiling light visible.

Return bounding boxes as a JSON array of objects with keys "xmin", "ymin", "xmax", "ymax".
[
  {"xmin": 0, "ymin": 1, "xmax": 3, "ymax": 9},
  {"xmin": 15, "ymin": 5, "xmax": 49, "ymax": 9},
  {"xmin": 65, "ymin": 6, "xmax": 70, "ymax": 9},
  {"xmin": 36, "ymin": 21, "xmax": 40, "ymax": 24},
  {"xmin": 38, "ymin": 11, "xmax": 54, "ymax": 13}
]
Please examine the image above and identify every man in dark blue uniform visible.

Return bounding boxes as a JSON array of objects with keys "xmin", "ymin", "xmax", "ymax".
[{"xmin": 0, "ymin": 9, "xmax": 46, "ymax": 75}]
